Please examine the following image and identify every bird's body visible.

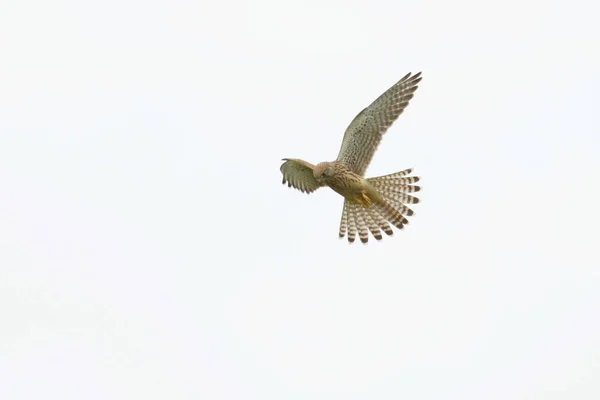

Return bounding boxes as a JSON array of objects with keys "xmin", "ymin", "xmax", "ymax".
[
  {"xmin": 314, "ymin": 162, "xmax": 378, "ymax": 206},
  {"xmin": 280, "ymin": 72, "xmax": 423, "ymax": 243}
]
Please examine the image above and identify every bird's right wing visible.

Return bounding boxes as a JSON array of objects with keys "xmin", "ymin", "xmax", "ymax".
[
  {"xmin": 280, "ymin": 158, "xmax": 324, "ymax": 194},
  {"xmin": 336, "ymin": 72, "xmax": 422, "ymax": 177}
]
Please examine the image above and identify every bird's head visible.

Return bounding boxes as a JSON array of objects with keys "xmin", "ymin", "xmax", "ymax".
[{"xmin": 313, "ymin": 162, "xmax": 334, "ymax": 183}]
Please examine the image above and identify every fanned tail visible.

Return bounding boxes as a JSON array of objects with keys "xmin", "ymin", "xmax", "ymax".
[{"xmin": 338, "ymin": 168, "xmax": 421, "ymax": 244}]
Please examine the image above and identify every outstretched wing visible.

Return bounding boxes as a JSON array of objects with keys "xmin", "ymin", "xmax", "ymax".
[
  {"xmin": 336, "ymin": 72, "xmax": 422, "ymax": 176},
  {"xmin": 280, "ymin": 158, "xmax": 324, "ymax": 194}
]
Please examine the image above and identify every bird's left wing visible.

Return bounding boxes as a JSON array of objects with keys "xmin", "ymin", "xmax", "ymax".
[
  {"xmin": 336, "ymin": 72, "xmax": 422, "ymax": 176},
  {"xmin": 280, "ymin": 158, "xmax": 324, "ymax": 194}
]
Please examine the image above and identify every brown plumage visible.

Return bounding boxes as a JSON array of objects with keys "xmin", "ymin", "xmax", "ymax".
[{"xmin": 280, "ymin": 72, "xmax": 423, "ymax": 243}]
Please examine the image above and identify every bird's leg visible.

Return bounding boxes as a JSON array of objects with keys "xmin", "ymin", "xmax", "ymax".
[{"xmin": 354, "ymin": 191, "xmax": 373, "ymax": 207}]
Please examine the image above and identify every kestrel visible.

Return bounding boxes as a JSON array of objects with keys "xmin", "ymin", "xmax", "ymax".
[{"xmin": 280, "ymin": 72, "xmax": 422, "ymax": 243}]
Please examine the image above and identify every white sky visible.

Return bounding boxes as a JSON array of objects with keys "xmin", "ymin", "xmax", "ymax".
[{"xmin": 1, "ymin": 0, "xmax": 598, "ymax": 399}]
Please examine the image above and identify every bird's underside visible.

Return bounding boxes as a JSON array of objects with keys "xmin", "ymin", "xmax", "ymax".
[{"xmin": 279, "ymin": 72, "xmax": 422, "ymax": 243}]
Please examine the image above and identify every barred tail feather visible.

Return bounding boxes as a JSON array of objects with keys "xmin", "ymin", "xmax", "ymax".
[
  {"xmin": 376, "ymin": 184, "xmax": 421, "ymax": 194},
  {"xmin": 347, "ymin": 202, "xmax": 357, "ymax": 243},
  {"xmin": 381, "ymin": 197, "xmax": 414, "ymax": 217},
  {"xmin": 374, "ymin": 200, "xmax": 408, "ymax": 230},
  {"xmin": 371, "ymin": 168, "xmax": 414, "ymax": 179},
  {"xmin": 370, "ymin": 208, "xmax": 394, "ymax": 237},
  {"xmin": 339, "ymin": 201, "xmax": 348, "ymax": 238},
  {"xmin": 337, "ymin": 198, "xmax": 408, "ymax": 243},
  {"xmin": 381, "ymin": 191, "xmax": 420, "ymax": 204},
  {"xmin": 371, "ymin": 176, "xmax": 420, "ymax": 185},
  {"xmin": 337, "ymin": 169, "xmax": 421, "ymax": 243},
  {"xmin": 368, "ymin": 169, "xmax": 421, "ymax": 205},
  {"xmin": 362, "ymin": 208, "xmax": 383, "ymax": 241},
  {"xmin": 355, "ymin": 207, "xmax": 369, "ymax": 244},
  {"xmin": 369, "ymin": 168, "xmax": 421, "ymax": 191},
  {"xmin": 339, "ymin": 200, "xmax": 386, "ymax": 243}
]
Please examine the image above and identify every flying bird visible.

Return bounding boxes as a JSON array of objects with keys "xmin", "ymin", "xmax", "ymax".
[{"xmin": 280, "ymin": 72, "xmax": 422, "ymax": 243}]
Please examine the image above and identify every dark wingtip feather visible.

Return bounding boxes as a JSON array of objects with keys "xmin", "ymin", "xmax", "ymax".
[
  {"xmin": 399, "ymin": 72, "xmax": 411, "ymax": 81},
  {"xmin": 411, "ymin": 71, "xmax": 423, "ymax": 83}
]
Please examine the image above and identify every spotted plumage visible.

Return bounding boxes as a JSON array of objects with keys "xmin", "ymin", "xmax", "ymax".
[{"xmin": 280, "ymin": 72, "xmax": 423, "ymax": 243}]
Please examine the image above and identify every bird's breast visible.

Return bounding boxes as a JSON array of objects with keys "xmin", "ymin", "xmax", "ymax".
[{"xmin": 326, "ymin": 171, "xmax": 375, "ymax": 205}]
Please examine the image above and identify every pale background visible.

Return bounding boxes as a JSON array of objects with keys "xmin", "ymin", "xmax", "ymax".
[{"xmin": 1, "ymin": 1, "xmax": 598, "ymax": 399}]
